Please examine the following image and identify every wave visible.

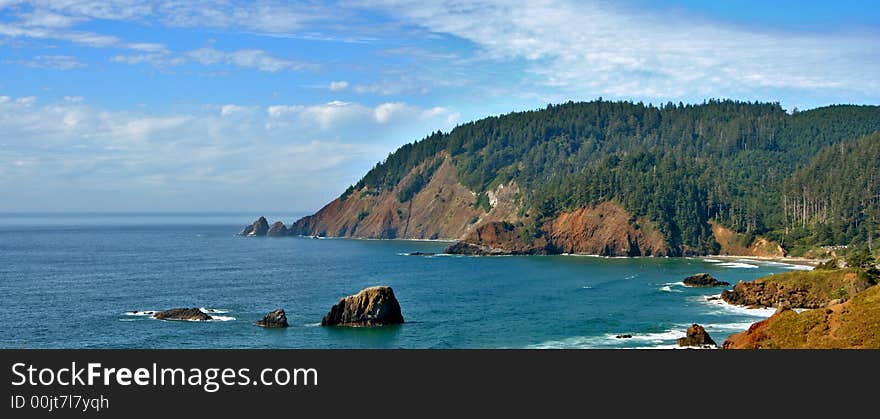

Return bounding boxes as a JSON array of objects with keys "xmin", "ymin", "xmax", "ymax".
[
  {"xmin": 699, "ymin": 295, "xmax": 776, "ymax": 317},
  {"xmin": 526, "ymin": 329, "xmax": 688, "ymax": 349},
  {"xmin": 717, "ymin": 262, "xmax": 759, "ymax": 269},
  {"xmin": 660, "ymin": 281, "xmax": 685, "ymax": 292},
  {"xmin": 702, "ymin": 258, "xmax": 722, "ymax": 263}
]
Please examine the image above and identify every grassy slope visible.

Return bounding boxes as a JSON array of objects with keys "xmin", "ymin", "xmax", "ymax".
[{"xmin": 726, "ymin": 285, "xmax": 880, "ymax": 349}]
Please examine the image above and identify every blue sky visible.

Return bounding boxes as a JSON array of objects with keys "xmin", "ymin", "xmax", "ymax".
[{"xmin": 1, "ymin": 0, "xmax": 878, "ymax": 213}]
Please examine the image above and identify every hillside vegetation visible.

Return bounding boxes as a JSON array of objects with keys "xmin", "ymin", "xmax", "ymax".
[{"xmin": 295, "ymin": 100, "xmax": 880, "ymax": 256}]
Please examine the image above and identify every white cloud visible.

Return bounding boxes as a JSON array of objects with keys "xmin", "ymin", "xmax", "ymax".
[
  {"xmin": 329, "ymin": 80, "xmax": 349, "ymax": 91},
  {"xmin": 363, "ymin": 0, "xmax": 880, "ymax": 100},
  {"xmin": 188, "ymin": 47, "xmax": 313, "ymax": 72},
  {"xmin": 5, "ymin": 54, "xmax": 86, "ymax": 70},
  {"xmin": 219, "ymin": 104, "xmax": 251, "ymax": 116},
  {"xmin": 0, "ymin": 94, "xmax": 402, "ymax": 211},
  {"xmin": 373, "ymin": 102, "xmax": 407, "ymax": 123}
]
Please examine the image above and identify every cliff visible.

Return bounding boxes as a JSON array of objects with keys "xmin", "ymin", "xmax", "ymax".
[
  {"xmin": 289, "ymin": 154, "xmax": 519, "ymax": 240},
  {"xmin": 448, "ymin": 202, "xmax": 671, "ymax": 256},
  {"xmin": 723, "ymin": 284, "xmax": 880, "ymax": 349},
  {"xmin": 720, "ymin": 269, "xmax": 873, "ymax": 309},
  {"xmin": 279, "ymin": 100, "xmax": 880, "ymax": 256}
]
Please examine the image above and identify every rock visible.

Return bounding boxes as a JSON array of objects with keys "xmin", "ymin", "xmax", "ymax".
[
  {"xmin": 444, "ymin": 241, "xmax": 488, "ymax": 255},
  {"xmin": 828, "ymin": 298, "xmax": 844, "ymax": 306},
  {"xmin": 153, "ymin": 308, "xmax": 212, "ymax": 321},
  {"xmin": 616, "ymin": 334, "xmax": 633, "ymax": 339},
  {"xmin": 706, "ymin": 296, "xmax": 720, "ymax": 301},
  {"xmin": 256, "ymin": 308, "xmax": 289, "ymax": 328},
  {"xmin": 408, "ymin": 252, "xmax": 437, "ymax": 256},
  {"xmin": 677, "ymin": 324, "xmax": 717, "ymax": 348},
  {"xmin": 321, "ymin": 286, "xmax": 404, "ymax": 326},
  {"xmin": 240, "ymin": 216, "xmax": 270, "ymax": 236},
  {"xmin": 683, "ymin": 273, "xmax": 730, "ymax": 287},
  {"xmin": 267, "ymin": 221, "xmax": 288, "ymax": 237}
]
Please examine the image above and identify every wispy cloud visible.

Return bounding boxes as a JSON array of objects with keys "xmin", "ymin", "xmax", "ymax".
[
  {"xmin": 361, "ymin": 0, "xmax": 880, "ymax": 101},
  {"xmin": 0, "ymin": 95, "xmax": 461, "ymax": 211},
  {"xmin": 4, "ymin": 54, "xmax": 85, "ymax": 70}
]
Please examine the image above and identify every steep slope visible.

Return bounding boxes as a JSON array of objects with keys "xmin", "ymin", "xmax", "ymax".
[
  {"xmin": 288, "ymin": 100, "xmax": 880, "ymax": 255},
  {"xmin": 724, "ymin": 284, "xmax": 880, "ymax": 349},
  {"xmin": 289, "ymin": 154, "xmax": 520, "ymax": 239}
]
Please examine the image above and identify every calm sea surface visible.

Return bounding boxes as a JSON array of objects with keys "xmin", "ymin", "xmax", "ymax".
[{"xmin": 0, "ymin": 213, "xmax": 807, "ymax": 349}]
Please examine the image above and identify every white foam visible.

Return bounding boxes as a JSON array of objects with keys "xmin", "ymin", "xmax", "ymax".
[
  {"xmin": 200, "ymin": 308, "xmax": 230, "ymax": 314},
  {"xmin": 703, "ymin": 259, "xmax": 722, "ymax": 263},
  {"xmin": 717, "ymin": 262, "xmax": 759, "ymax": 269},
  {"xmin": 303, "ymin": 322, "xmax": 321, "ymax": 327},
  {"xmin": 701, "ymin": 295, "xmax": 776, "ymax": 317},
  {"xmin": 124, "ymin": 309, "xmax": 235, "ymax": 321},
  {"xmin": 526, "ymin": 329, "xmax": 687, "ymax": 349},
  {"xmin": 207, "ymin": 315, "xmax": 235, "ymax": 322},
  {"xmin": 660, "ymin": 281, "xmax": 685, "ymax": 292},
  {"xmin": 124, "ymin": 310, "xmax": 156, "ymax": 316},
  {"xmin": 581, "ymin": 286, "xmax": 593, "ymax": 289},
  {"xmin": 783, "ymin": 264, "xmax": 814, "ymax": 271}
]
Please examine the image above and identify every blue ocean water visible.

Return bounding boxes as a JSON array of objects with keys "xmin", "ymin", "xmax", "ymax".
[{"xmin": 0, "ymin": 213, "xmax": 807, "ymax": 349}]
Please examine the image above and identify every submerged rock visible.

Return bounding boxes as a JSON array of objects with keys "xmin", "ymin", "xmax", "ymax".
[
  {"xmin": 256, "ymin": 308, "xmax": 289, "ymax": 328},
  {"xmin": 677, "ymin": 324, "xmax": 717, "ymax": 348},
  {"xmin": 321, "ymin": 286, "xmax": 404, "ymax": 326},
  {"xmin": 153, "ymin": 308, "xmax": 212, "ymax": 321},
  {"xmin": 267, "ymin": 221, "xmax": 288, "ymax": 237},
  {"xmin": 240, "ymin": 216, "xmax": 270, "ymax": 236},
  {"xmin": 683, "ymin": 273, "xmax": 730, "ymax": 287},
  {"xmin": 616, "ymin": 334, "xmax": 633, "ymax": 339}
]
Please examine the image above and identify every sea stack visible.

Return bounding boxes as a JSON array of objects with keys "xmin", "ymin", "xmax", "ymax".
[
  {"xmin": 153, "ymin": 308, "xmax": 212, "ymax": 321},
  {"xmin": 256, "ymin": 308, "xmax": 289, "ymax": 328},
  {"xmin": 267, "ymin": 221, "xmax": 288, "ymax": 237},
  {"xmin": 321, "ymin": 286, "xmax": 404, "ymax": 326},
  {"xmin": 682, "ymin": 273, "xmax": 730, "ymax": 287},
  {"xmin": 240, "ymin": 216, "xmax": 270, "ymax": 236},
  {"xmin": 677, "ymin": 324, "xmax": 717, "ymax": 348}
]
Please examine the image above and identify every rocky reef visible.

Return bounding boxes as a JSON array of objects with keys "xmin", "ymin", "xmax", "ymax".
[
  {"xmin": 321, "ymin": 286, "xmax": 404, "ymax": 327},
  {"xmin": 683, "ymin": 273, "xmax": 730, "ymax": 287},
  {"xmin": 677, "ymin": 324, "xmax": 717, "ymax": 348},
  {"xmin": 720, "ymin": 269, "xmax": 871, "ymax": 309},
  {"xmin": 153, "ymin": 308, "xmax": 212, "ymax": 321},
  {"xmin": 256, "ymin": 308, "xmax": 289, "ymax": 328}
]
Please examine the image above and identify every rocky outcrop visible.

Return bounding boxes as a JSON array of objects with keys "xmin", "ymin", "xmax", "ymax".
[
  {"xmin": 724, "ymin": 284, "xmax": 880, "ymax": 349},
  {"xmin": 240, "ymin": 216, "xmax": 270, "ymax": 236},
  {"xmin": 321, "ymin": 286, "xmax": 404, "ymax": 326},
  {"xmin": 256, "ymin": 308, "xmax": 289, "ymax": 328},
  {"xmin": 683, "ymin": 273, "xmax": 730, "ymax": 287},
  {"xmin": 711, "ymin": 222, "xmax": 785, "ymax": 258},
  {"xmin": 290, "ymin": 155, "xmax": 518, "ymax": 240},
  {"xmin": 446, "ymin": 202, "xmax": 670, "ymax": 257},
  {"xmin": 153, "ymin": 308, "xmax": 212, "ymax": 321},
  {"xmin": 677, "ymin": 324, "xmax": 717, "ymax": 348},
  {"xmin": 267, "ymin": 221, "xmax": 288, "ymax": 237},
  {"xmin": 720, "ymin": 270, "xmax": 871, "ymax": 309},
  {"xmin": 542, "ymin": 203, "xmax": 670, "ymax": 256},
  {"xmin": 445, "ymin": 222, "xmax": 551, "ymax": 255}
]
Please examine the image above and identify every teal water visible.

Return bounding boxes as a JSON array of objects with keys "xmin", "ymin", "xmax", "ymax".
[{"xmin": 0, "ymin": 213, "xmax": 808, "ymax": 349}]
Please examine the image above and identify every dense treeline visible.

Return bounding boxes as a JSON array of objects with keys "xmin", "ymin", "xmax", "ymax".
[
  {"xmin": 782, "ymin": 132, "xmax": 880, "ymax": 252},
  {"xmin": 340, "ymin": 99, "xmax": 880, "ymax": 254}
]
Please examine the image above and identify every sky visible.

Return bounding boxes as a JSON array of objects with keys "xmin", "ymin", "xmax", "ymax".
[{"xmin": 0, "ymin": 0, "xmax": 878, "ymax": 213}]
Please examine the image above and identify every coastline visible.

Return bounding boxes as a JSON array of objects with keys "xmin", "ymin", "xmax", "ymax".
[{"xmin": 710, "ymin": 254, "xmax": 820, "ymax": 268}]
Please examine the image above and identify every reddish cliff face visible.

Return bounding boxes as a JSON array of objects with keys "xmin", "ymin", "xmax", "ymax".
[
  {"xmin": 289, "ymin": 155, "xmax": 520, "ymax": 240},
  {"xmin": 543, "ymin": 203, "xmax": 669, "ymax": 256},
  {"xmin": 290, "ymin": 153, "xmax": 674, "ymax": 256},
  {"xmin": 454, "ymin": 202, "xmax": 671, "ymax": 257}
]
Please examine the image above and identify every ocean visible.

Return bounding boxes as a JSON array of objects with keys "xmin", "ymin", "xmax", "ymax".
[{"xmin": 0, "ymin": 213, "xmax": 808, "ymax": 349}]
